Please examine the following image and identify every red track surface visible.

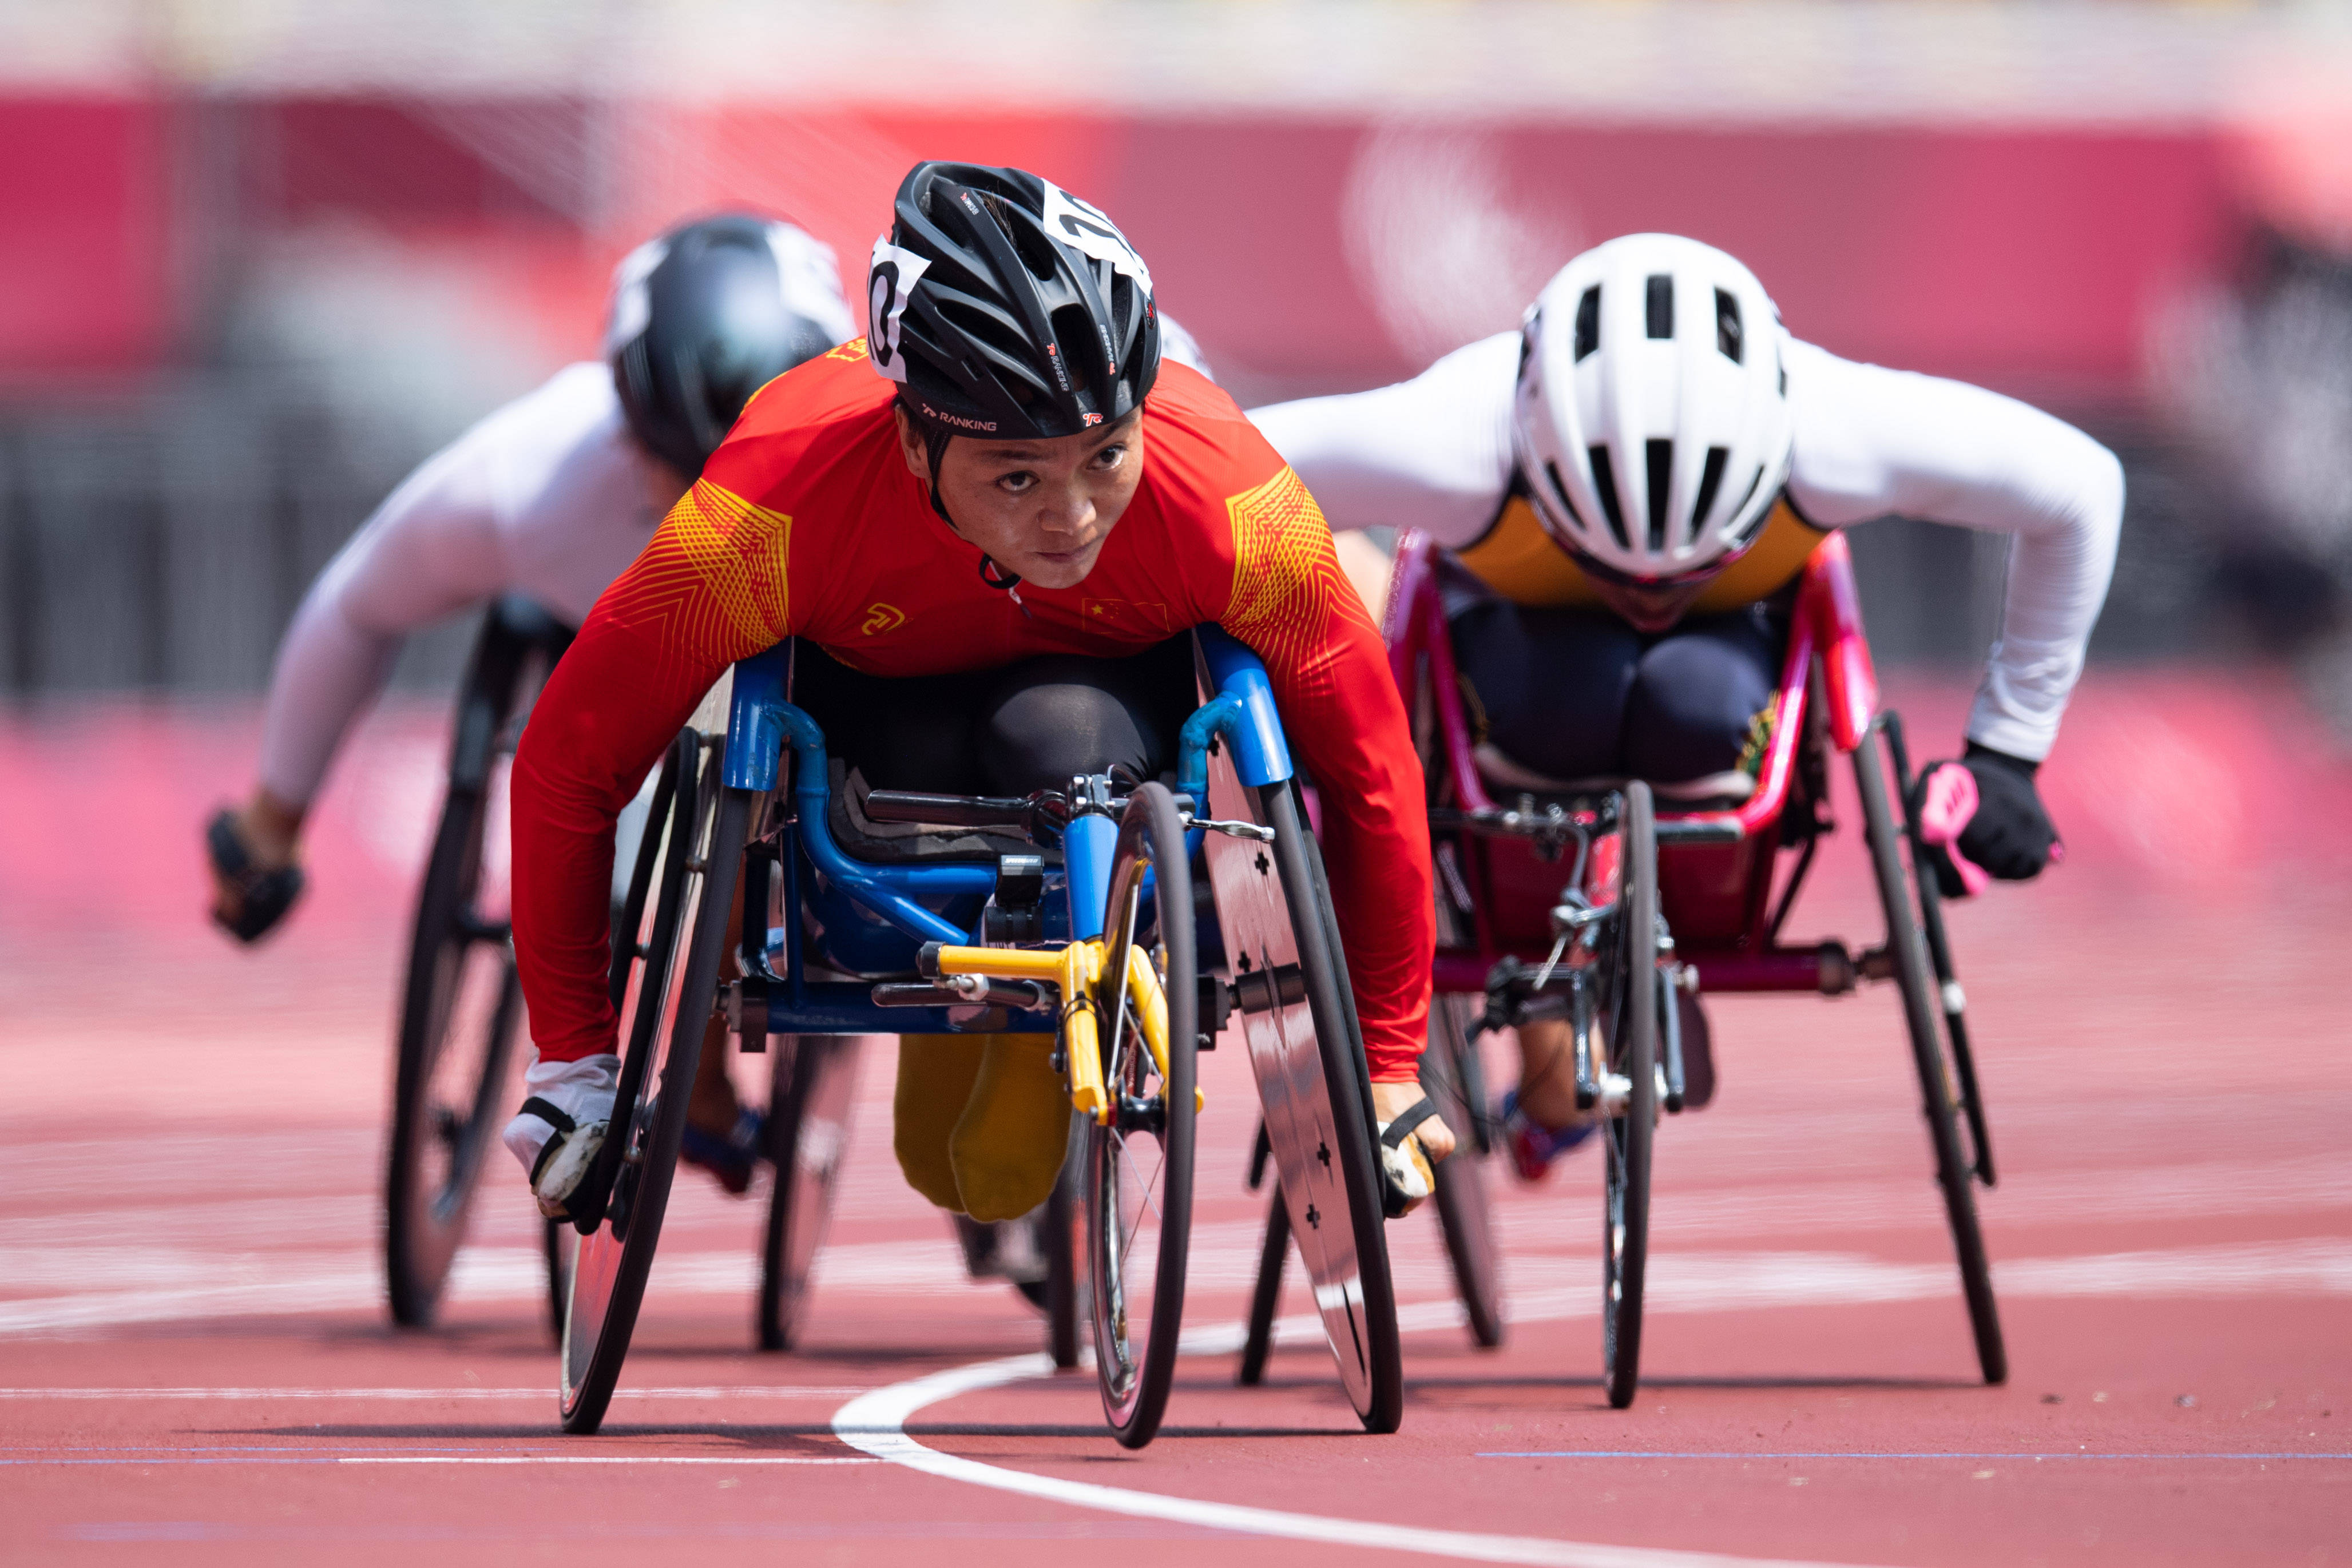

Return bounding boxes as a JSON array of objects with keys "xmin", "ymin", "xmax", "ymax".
[{"xmin": 3, "ymin": 677, "xmax": 2347, "ymax": 1565}]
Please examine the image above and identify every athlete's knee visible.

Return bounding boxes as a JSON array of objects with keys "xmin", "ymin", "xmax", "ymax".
[
  {"xmin": 977, "ymin": 652, "xmax": 1180, "ymax": 795},
  {"xmin": 1624, "ymin": 617, "xmax": 1778, "ymax": 781},
  {"xmin": 1453, "ymin": 603, "xmax": 1639, "ymax": 780}
]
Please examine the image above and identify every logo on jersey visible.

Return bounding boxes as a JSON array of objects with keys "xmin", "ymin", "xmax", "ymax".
[
  {"xmin": 861, "ymin": 602, "xmax": 906, "ymax": 636},
  {"xmin": 867, "ymin": 238, "xmax": 931, "ymax": 384},
  {"xmin": 825, "ymin": 338, "xmax": 871, "ymax": 363}
]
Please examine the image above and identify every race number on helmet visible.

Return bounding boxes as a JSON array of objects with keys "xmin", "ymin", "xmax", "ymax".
[
  {"xmin": 1514, "ymin": 233, "xmax": 1794, "ymax": 586},
  {"xmin": 866, "ymin": 161, "xmax": 1161, "ymax": 441}
]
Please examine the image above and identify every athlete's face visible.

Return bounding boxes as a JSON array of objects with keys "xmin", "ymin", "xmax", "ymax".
[{"xmin": 895, "ymin": 407, "xmax": 1144, "ymax": 592}]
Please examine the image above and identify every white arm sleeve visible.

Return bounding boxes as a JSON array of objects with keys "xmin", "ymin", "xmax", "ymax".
[
  {"xmin": 254, "ymin": 442, "xmax": 512, "ymax": 807},
  {"xmin": 1248, "ymin": 332, "xmax": 1521, "ymax": 546},
  {"xmin": 1784, "ymin": 340, "xmax": 2124, "ymax": 763}
]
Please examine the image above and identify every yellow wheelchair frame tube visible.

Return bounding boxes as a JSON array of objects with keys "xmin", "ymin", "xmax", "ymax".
[{"xmin": 929, "ymin": 941, "xmax": 1191, "ymax": 1125}]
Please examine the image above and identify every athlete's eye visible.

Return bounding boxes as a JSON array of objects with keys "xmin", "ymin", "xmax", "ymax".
[
  {"xmin": 1090, "ymin": 443, "xmax": 1127, "ymax": 471},
  {"xmin": 996, "ymin": 469, "xmax": 1038, "ymax": 494}
]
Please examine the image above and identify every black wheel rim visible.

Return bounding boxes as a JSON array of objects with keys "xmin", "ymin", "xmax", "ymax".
[
  {"xmin": 386, "ymin": 716, "xmax": 529, "ymax": 1325},
  {"xmin": 760, "ymin": 1037, "xmax": 860, "ymax": 1351},
  {"xmin": 1601, "ymin": 784, "xmax": 1656, "ymax": 1411},
  {"xmin": 558, "ymin": 740, "xmax": 732, "ymax": 1431},
  {"xmin": 1086, "ymin": 784, "xmax": 1196, "ymax": 1446}
]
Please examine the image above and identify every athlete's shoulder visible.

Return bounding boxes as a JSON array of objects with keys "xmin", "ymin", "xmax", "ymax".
[
  {"xmin": 1141, "ymin": 360, "xmax": 1288, "ymax": 515},
  {"xmin": 705, "ymin": 338, "xmax": 897, "ymax": 501}
]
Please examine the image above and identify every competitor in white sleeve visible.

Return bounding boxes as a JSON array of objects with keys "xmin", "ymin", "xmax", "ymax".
[
  {"xmin": 1252, "ymin": 232, "xmax": 2121, "ymax": 1178},
  {"xmin": 203, "ymin": 212, "xmax": 856, "ymax": 1188}
]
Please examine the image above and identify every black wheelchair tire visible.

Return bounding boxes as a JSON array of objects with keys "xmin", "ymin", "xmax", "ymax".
[
  {"xmin": 1602, "ymin": 781, "xmax": 1659, "ymax": 1412},
  {"xmin": 559, "ymin": 746, "xmax": 741, "ymax": 1434},
  {"xmin": 384, "ymin": 616, "xmax": 556, "ymax": 1328},
  {"xmin": 1426, "ymin": 995, "xmax": 1505, "ymax": 1350},
  {"xmin": 1236, "ymin": 1178, "xmax": 1288, "ymax": 1386},
  {"xmin": 1855, "ymin": 729, "xmax": 2008, "ymax": 1387},
  {"xmin": 756, "ymin": 1035, "xmax": 861, "ymax": 1352},
  {"xmin": 1042, "ymin": 1116, "xmax": 1085, "ymax": 1372},
  {"xmin": 541, "ymin": 1217, "xmax": 570, "ymax": 1344},
  {"xmin": 1264, "ymin": 780, "xmax": 1405, "ymax": 1435},
  {"xmin": 1086, "ymin": 782, "xmax": 1199, "ymax": 1448}
]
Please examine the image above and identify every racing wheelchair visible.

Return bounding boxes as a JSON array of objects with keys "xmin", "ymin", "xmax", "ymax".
[
  {"xmin": 553, "ymin": 629, "xmax": 1408, "ymax": 1447},
  {"xmin": 1241, "ymin": 529, "xmax": 2005, "ymax": 1410}
]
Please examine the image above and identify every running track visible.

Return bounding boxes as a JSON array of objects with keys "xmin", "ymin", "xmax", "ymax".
[{"xmin": 2, "ymin": 675, "xmax": 2346, "ymax": 1565}]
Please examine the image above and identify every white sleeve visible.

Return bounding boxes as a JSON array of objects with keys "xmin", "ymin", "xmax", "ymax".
[
  {"xmin": 1783, "ymin": 340, "xmax": 2123, "ymax": 763},
  {"xmin": 253, "ymin": 436, "xmax": 514, "ymax": 807},
  {"xmin": 1247, "ymin": 332, "xmax": 1521, "ymax": 547}
]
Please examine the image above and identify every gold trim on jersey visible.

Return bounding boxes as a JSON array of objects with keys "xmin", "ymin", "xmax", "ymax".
[{"xmin": 1454, "ymin": 491, "xmax": 1829, "ymax": 614}]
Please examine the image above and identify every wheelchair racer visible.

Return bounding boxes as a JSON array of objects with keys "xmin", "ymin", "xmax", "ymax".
[
  {"xmin": 1251, "ymin": 232, "xmax": 2121, "ymax": 1178},
  {"xmin": 501, "ymin": 161, "xmax": 1454, "ymax": 1229},
  {"xmin": 207, "ymin": 212, "xmax": 858, "ymax": 1189}
]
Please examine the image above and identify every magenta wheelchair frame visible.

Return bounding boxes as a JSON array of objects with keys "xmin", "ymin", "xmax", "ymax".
[{"xmin": 1382, "ymin": 527, "xmax": 2005, "ymax": 1395}]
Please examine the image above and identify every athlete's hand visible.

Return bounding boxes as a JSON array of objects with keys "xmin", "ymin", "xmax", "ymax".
[
  {"xmin": 1913, "ymin": 743, "xmax": 2059, "ymax": 898},
  {"xmin": 1371, "ymin": 1078, "xmax": 1455, "ymax": 1164}
]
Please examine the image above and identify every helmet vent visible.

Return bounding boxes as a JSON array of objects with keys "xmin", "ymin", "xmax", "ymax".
[
  {"xmin": 1715, "ymin": 289, "xmax": 1743, "ymax": 363},
  {"xmin": 1692, "ymin": 444, "xmax": 1730, "ymax": 537},
  {"xmin": 1588, "ymin": 446, "xmax": 1632, "ymax": 553},
  {"xmin": 1542, "ymin": 459, "xmax": 1588, "ymax": 535},
  {"xmin": 1723, "ymin": 464, "xmax": 1770, "ymax": 547},
  {"xmin": 1645, "ymin": 275, "xmax": 1673, "ymax": 339},
  {"xmin": 1573, "ymin": 286, "xmax": 1600, "ymax": 361},
  {"xmin": 1644, "ymin": 439, "xmax": 1672, "ymax": 551}
]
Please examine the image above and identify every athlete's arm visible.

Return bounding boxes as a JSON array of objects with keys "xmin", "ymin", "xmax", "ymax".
[
  {"xmin": 1209, "ymin": 468, "xmax": 1435, "ymax": 1086},
  {"xmin": 253, "ymin": 440, "xmax": 513, "ymax": 813},
  {"xmin": 510, "ymin": 480, "xmax": 792, "ymax": 1063},
  {"xmin": 1247, "ymin": 333, "xmax": 1520, "ymax": 545},
  {"xmin": 1783, "ymin": 339, "xmax": 2124, "ymax": 763}
]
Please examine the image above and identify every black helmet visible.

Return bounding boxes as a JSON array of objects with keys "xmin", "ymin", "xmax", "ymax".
[
  {"xmin": 606, "ymin": 213, "xmax": 856, "ymax": 477},
  {"xmin": 868, "ymin": 162, "xmax": 1160, "ymax": 440}
]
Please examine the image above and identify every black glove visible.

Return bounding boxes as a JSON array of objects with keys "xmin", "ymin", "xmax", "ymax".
[
  {"xmin": 1954, "ymin": 743, "xmax": 2059, "ymax": 880},
  {"xmin": 1909, "ymin": 744, "xmax": 2059, "ymax": 898}
]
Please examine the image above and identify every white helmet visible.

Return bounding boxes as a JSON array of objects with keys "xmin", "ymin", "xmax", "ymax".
[{"xmin": 1513, "ymin": 234, "xmax": 1793, "ymax": 620}]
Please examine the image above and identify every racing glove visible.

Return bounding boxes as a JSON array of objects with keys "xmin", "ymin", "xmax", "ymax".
[{"xmin": 1909, "ymin": 743, "xmax": 2061, "ymax": 899}]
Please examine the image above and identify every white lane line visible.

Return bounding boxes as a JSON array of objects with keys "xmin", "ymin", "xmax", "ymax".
[
  {"xmin": 0, "ymin": 1387, "xmax": 869, "ymax": 1402},
  {"xmin": 339, "ymin": 1456, "xmax": 876, "ymax": 1466},
  {"xmin": 832, "ymin": 1320, "xmax": 1875, "ymax": 1568}
]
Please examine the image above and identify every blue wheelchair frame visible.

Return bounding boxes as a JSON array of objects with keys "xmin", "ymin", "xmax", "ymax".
[{"xmin": 716, "ymin": 626, "xmax": 1294, "ymax": 1037}]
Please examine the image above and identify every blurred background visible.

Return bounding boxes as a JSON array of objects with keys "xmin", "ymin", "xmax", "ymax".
[{"xmin": 1, "ymin": 0, "xmax": 2349, "ymax": 879}]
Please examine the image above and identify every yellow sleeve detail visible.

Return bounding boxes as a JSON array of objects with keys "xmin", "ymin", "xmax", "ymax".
[
  {"xmin": 656, "ymin": 481, "xmax": 794, "ymax": 653},
  {"xmin": 826, "ymin": 337, "xmax": 872, "ymax": 363},
  {"xmin": 1220, "ymin": 467, "xmax": 1370, "ymax": 669}
]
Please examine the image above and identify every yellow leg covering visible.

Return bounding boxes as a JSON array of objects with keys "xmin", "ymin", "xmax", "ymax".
[
  {"xmin": 893, "ymin": 1034, "xmax": 986, "ymax": 1214},
  {"xmin": 949, "ymin": 1033, "xmax": 1068, "ymax": 1224}
]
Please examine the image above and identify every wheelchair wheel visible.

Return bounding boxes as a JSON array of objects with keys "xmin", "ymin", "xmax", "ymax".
[
  {"xmin": 1085, "ymin": 781, "xmax": 1199, "ymax": 1448},
  {"xmin": 1042, "ymin": 1115, "xmax": 1086, "ymax": 1372},
  {"xmin": 756, "ymin": 1035, "xmax": 862, "ymax": 1351},
  {"xmin": 1601, "ymin": 781, "xmax": 1659, "ymax": 1411},
  {"xmin": 1236, "ymin": 1174, "xmax": 1288, "ymax": 1387},
  {"xmin": 384, "ymin": 628, "xmax": 550, "ymax": 1327},
  {"xmin": 1426, "ymin": 995, "xmax": 1505, "ymax": 1349},
  {"xmin": 559, "ymin": 736, "xmax": 742, "ymax": 1434},
  {"xmin": 541, "ymin": 1218, "xmax": 570, "ymax": 1344},
  {"xmin": 1854, "ymin": 729, "xmax": 2008, "ymax": 1387},
  {"xmin": 1205, "ymin": 769, "xmax": 1403, "ymax": 1434}
]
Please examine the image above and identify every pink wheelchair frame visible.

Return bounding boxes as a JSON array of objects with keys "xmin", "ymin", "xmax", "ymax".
[{"xmin": 1381, "ymin": 527, "xmax": 2008, "ymax": 1387}]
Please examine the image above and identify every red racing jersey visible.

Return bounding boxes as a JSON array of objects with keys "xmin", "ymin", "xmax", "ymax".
[{"xmin": 510, "ymin": 342, "xmax": 1433, "ymax": 1080}]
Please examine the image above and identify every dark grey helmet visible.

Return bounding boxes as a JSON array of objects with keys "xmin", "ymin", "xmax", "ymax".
[{"xmin": 605, "ymin": 213, "xmax": 855, "ymax": 477}]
